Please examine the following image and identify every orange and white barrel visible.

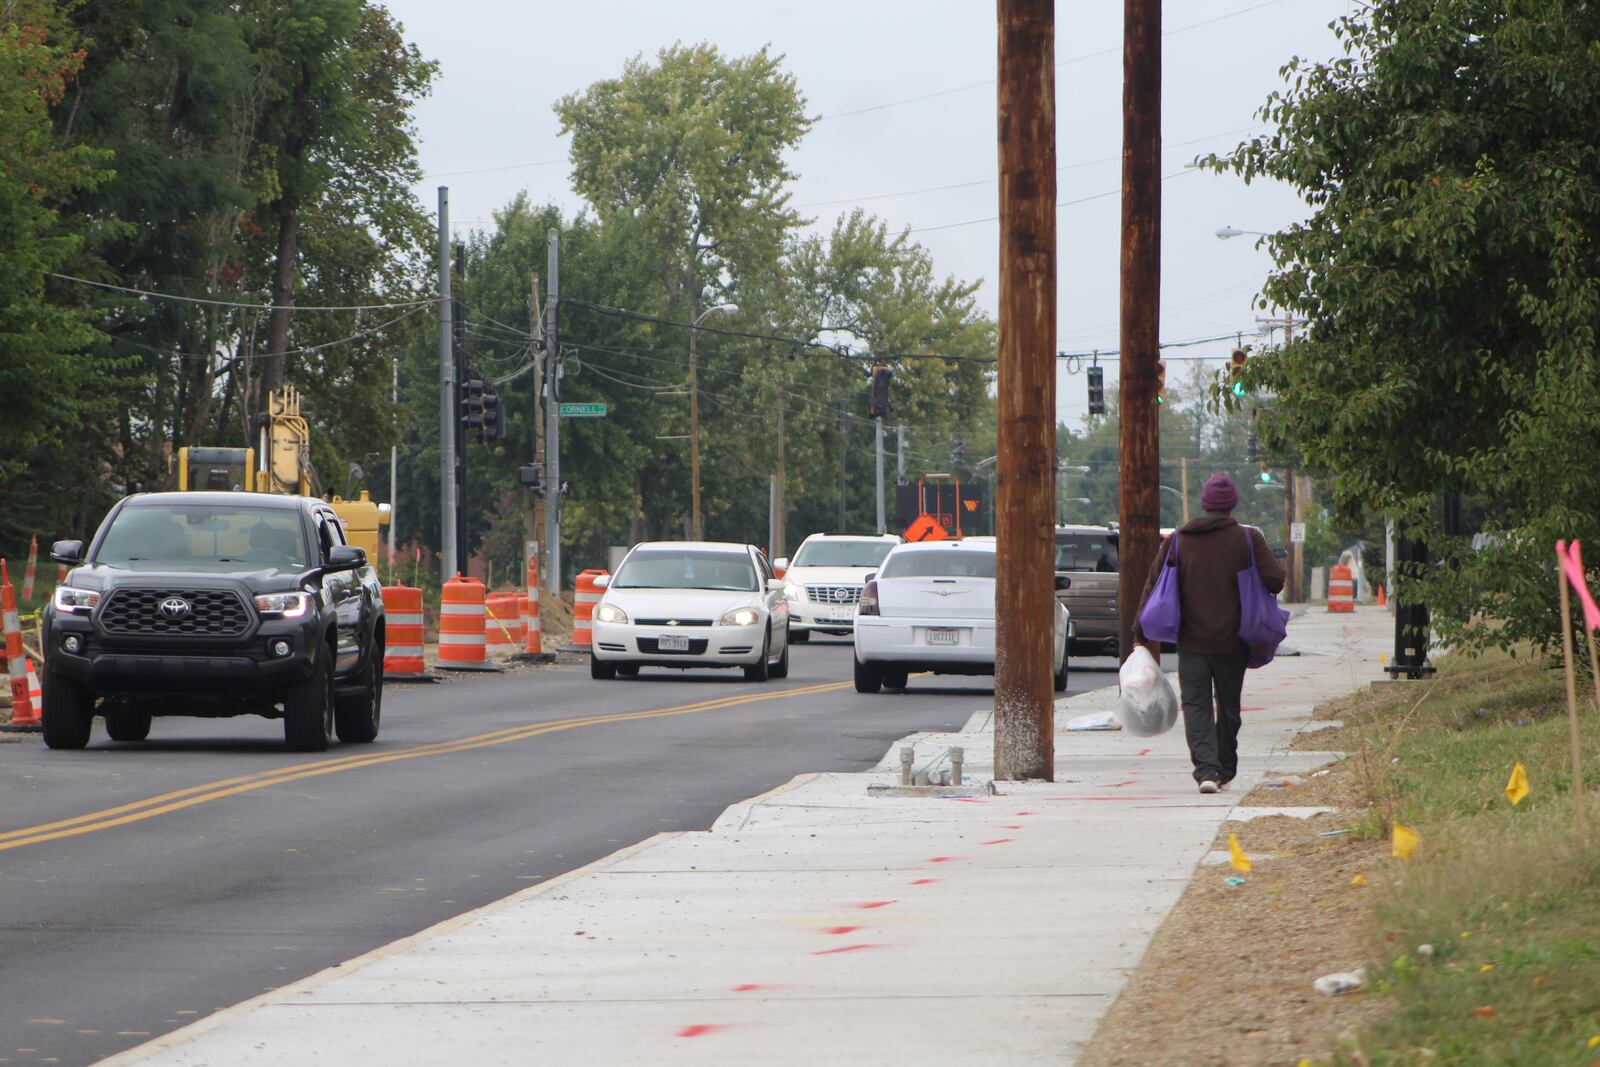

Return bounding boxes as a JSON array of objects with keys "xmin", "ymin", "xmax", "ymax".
[
  {"xmin": 381, "ymin": 585, "xmax": 427, "ymax": 678},
  {"xmin": 438, "ymin": 574, "xmax": 487, "ymax": 666},
  {"xmin": 1328, "ymin": 564, "xmax": 1355, "ymax": 613},
  {"xmin": 25, "ymin": 659, "xmax": 41, "ymax": 708},
  {"xmin": 571, "ymin": 569, "xmax": 608, "ymax": 649},
  {"xmin": 485, "ymin": 592, "xmax": 524, "ymax": 650},
  {"xmin": 3, "ymin": 560, "xmax": 38, "ymax": 728},
  {"xmin": 22, "ymin": 535, "xmax": 38, "ymax": 601},
  {"xmin": 523, "ymin": 555, "xmax": 543, "ymax": 655}
]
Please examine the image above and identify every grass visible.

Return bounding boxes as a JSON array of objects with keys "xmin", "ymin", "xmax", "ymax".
[{"xmin": 1332, "ymin": 649, "xmax": 1600, "ymax": 1065}]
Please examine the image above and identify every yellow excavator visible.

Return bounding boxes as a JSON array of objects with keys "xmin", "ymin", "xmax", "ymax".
[{"xmin": 174, "ymin": 385, "xmax": 390, "ymax": 560}]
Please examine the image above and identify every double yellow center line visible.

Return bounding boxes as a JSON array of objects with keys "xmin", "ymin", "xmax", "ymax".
[{"xmin": 0, "ymin": 679, "xmax": 851, "ymax": 854}]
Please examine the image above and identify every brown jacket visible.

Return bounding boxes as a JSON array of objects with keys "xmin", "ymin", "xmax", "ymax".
[{"xmin": 1132, "ymin": 516, "xmax": 1287, "ymax": 655}]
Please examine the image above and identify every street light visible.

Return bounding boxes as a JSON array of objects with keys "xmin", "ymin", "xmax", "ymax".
[
  {"xmin": 689, "ymin": 302, "xmax": 739, "ymax": 540},
  {"xmin": 1214, "ymin": 225, "xmax": 1274, "ymax": 240}
]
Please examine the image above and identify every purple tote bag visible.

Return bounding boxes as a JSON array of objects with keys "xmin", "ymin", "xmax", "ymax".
[
  {"xmin": 1136, "ymin": 534, "xmax": 1182, "ymax": 645},
  {"xmin": 1238, "ymin": 527, "xmax": 1290, "ymax": 669}
]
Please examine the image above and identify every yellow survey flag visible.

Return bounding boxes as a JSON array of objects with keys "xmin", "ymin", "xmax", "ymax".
[
  {"xmin": 1228, "ymin": 833, "xmax": 1252, "ymax": 873},
  {"xmin": 1392, "ymin": 821, "xmax": 1420, "ymax": 860},
  {"xmin": 1504, "ymin": 762, "xmax": 1529, "ymax": 805}
]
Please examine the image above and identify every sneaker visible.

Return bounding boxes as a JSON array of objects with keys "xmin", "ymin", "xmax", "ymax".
[{"xmin": 1198, "ymin": 780, "xmax": 1220, "ymax": 794}]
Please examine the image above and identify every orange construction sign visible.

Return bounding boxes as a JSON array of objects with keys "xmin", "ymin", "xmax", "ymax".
[{"xmin": 903, "ymin": 515, "xmax": 950, "ymax": 542}]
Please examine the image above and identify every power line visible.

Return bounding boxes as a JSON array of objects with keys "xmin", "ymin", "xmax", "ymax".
[
  {"xmin": 904, "ymin": 167, "xmax": 1199, "ymax": 236},
  {"xmin": 49, "ymin": 273, "xmax": 437, "ymax": 313}
]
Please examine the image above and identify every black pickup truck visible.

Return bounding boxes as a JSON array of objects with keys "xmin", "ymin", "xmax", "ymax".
[{"xmin": 42, "ymin": 492, "xmax": 386, "ymax": 751}]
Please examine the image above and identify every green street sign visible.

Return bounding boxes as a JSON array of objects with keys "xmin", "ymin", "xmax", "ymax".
[{"xmin": 559, "ymin": 402, "xmax": 608, "ymax": 418}]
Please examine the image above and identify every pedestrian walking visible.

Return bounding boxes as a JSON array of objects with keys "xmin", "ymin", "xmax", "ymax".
[{"xmin": 1133, "ymin": 473, "xmax": 1286, "ymax": 793}]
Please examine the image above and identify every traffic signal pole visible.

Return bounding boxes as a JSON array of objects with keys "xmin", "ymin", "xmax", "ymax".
[
  {"xmin": 994, "ymin": 0, "xmax": 1057, "ymax": 782},
  {"xmin": 438, "ymin": 187, "xmax": 457, "ymax": 579},
  {"xmin": 875, "ymin": 418, "xmax": 886, "ymax": 534},
  {"xmin": 1118, "ymin": 0, "xmax": 1162, "ymax": 662},
  {"xmin": 544, "ymin": 228, "xmax": 562, "ymax": 596}
]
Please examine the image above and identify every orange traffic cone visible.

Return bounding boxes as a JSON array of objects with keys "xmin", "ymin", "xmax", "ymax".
[
  {"xmin": 3, "ymin": 560, "xmax": 40, "ymax": 730},
  {"xmin": 1376, "ymin": 584, "xmax": 1387, "ymax": 607},
  {"xmin": 21, "ymin": 534, "xmax": 37, "ymax": 601}
]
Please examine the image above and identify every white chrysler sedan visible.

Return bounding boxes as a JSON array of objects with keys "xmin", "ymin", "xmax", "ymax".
[
  {"xmin": 852, "ymin": 539, "xmax": 1069, "ymax": 694},
  {"xmin": 774, "ymin": 533, "xmax": 900, "ymax": 641},
  {"xmin": 589, "ymin": 541, "xmax": 790, "ymax": 681}
]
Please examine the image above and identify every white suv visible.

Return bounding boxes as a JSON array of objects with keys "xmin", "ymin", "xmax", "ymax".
[{"xmin": 775, "ymin": 534, "xmax": 900, "ymax": 642}]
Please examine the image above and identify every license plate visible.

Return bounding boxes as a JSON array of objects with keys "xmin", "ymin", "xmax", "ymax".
[
  {"xmin": 818, "ymin": 617, "xmax": 850, "ymax": 625},
  {"xmin": 658, "ymin": 634, "xmax": 690, "ymax": 651},
  {"xmin": 925, "ymin": 628, "xmax": 960, "ymax": 646}
]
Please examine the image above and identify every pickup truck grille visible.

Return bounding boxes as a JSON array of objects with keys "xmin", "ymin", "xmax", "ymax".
[
  {"xmin": 100, "ymin": 588, "xmax": 251, "ymax": 637},
  {"xmin": 805, "ymin": 584, "xmax": 862, "ymax": 605}
]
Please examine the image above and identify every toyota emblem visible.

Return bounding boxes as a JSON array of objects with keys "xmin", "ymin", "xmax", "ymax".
[{"xmin": 159, "ymin": 597, "xmax": 192, "ymax": 619}]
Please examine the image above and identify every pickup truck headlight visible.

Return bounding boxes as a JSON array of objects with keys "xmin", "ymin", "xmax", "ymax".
[
  {"xmin": 53, "ymin": 586, "xmax": 100, "ymax": 614},
  {"xmin": 594, "ymin": 602, "xmax": 628, "ymax": 624},
  {"xmin": 718, "ymin": 607, "xmax": 761, "ymax": 627},
  {"xmin": 254, "ymin": 592, "xmax": 311, "ymax": 618}
]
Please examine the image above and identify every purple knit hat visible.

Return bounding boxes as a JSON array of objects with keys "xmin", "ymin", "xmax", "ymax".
[{"xmin": 1200, "ymin": 472, "xmax": 1239, "ymax": 513}]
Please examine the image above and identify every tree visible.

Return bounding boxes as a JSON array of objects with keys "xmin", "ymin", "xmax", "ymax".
[{"xmin": 1210, "ymin": 0, "xmax": 1600, "ymax": 651}]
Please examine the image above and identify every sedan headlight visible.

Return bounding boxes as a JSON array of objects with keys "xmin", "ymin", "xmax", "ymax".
[
  {"xmin": 53, "ymin": 586, "xmax": 100, "ymax": 614},
  {"xmin": 718, "ymin": 607, "xmax": 761, "ymax": 627},
  {"xmin": 254, "ymin": 592, "xmax": 311, "ymax": 618},
  {"xmin": 594, "ymin": 602, "xmax": 629, "ymax": 624}
]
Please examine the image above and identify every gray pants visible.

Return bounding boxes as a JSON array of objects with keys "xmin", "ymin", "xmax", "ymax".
[{"xmin": 1177, "ymin": 649, "xmax": 1249, "ymax": 784}]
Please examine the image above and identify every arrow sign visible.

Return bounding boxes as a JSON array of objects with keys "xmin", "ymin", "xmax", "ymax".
[{"xmin": 559, "ymin": 402, "xmax": 607, "ymax": 418}]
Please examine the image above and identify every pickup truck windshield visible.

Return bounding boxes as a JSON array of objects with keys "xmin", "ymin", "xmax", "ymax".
[
  {"xmin": 1055, "ymin": 534, "xmax": 1118, "ymax": 572},
  {"xmin": 97, "ymin": 505, "xmax": 308, "ymax": 570},
  {"xmin": 792, "ymin": 540, "xmax": 895, "ymax": 568},
  {"xmin": 614, "ymin": 550, "xmax": 758, "ymax": 591},
  {"xmin": 879, "ymin": 549, "xmax": 997, "ymax": 579}
]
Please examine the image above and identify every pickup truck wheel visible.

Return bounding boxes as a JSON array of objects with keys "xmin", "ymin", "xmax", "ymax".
[
  {"xmin": 105, "ymin": 705, "xmax": 152, "ymax": 742},
  {"xmin": 284, "ymin": 648, "xmax": 334, "ymax": 752},
  {"xmin": 742, "ymin": 631, "xmax": 772, "ymax": 682},
  {"xmin": 853, "ymin": 657, "xmax": 882, "ymax": 694},
  {"xmin": 334, "ymin": 642, "xmax": 383, "ymax": 744},
  {"xmin": 41, "ymin": 666, "xmax": 94, "ymax": 750}
]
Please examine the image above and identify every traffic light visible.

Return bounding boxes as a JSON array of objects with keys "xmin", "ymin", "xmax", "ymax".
[
  {"xmin": 1086, "ymin": 365, "xmax": 1105, "ymax": 416},
  {"xmin": 868, "ymin": 364, "xmax": 892, "ymax": 418},
  {"xmin": 519, "ymin": 463, "xmax": 544, "ymax": 497},
  {"xmin": 1259, "ymin": 462, "xmax": 1273, "ymax": 484},
  {"xmin": 1155, "ymin": 360, "xmax": 1167, "ymax": 404},
  {"xmin": 459, "ymin": 378, "xmax": 485, "ymax": 430},
  {"xmin": 1247, "ymin": 430, "xmax": 1259, "ymax": 460},
  {"xmin": 952, "ymin": 437, "xmax": 965, "ymax": 469},
  {"xmin": 481, "ymin": 385, "xmax": 504, "ymax": 444},
  {"xmin": 1229, "ymin": 347, "xmax": 1248, "ymax": 397}
]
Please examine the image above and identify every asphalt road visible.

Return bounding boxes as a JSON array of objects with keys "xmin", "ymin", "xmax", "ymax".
[{"xmin": 0, "ymin": 640, "xmax": 1121, "ymax": 1065}]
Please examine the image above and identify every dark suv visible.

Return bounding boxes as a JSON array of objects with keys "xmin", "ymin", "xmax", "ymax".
[{"xmin": 42, "ymin": 492, "xmax": 386, "ymax": 752}]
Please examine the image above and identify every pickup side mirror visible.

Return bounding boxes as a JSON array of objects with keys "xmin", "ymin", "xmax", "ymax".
[
  {"xmin": 325, "ymin": 545, "xmax": 366, "ymax": 573},
  {"xmin": 1055, "ymin": 574, "xmax": 1072, "ymax": 591},
  {"xmin": 51, "ymin": 540, "xmax": 84, "ymax": 565},
  {"xmin": 592, "ymin": 574, "xmax": 611, "ymax": 589}
]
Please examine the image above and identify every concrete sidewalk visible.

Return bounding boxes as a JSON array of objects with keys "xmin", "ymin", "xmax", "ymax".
[{"xmin": 109, "ymin": 609, "xmax": 1390, "ymax": 1067}]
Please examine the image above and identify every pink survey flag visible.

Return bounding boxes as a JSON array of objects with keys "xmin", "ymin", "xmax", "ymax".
[{"xmin": 1556, "ymin": 540, "xmax": 1600, "ymax": 632}]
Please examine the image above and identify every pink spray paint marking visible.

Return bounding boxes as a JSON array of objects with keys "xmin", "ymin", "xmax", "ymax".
[
  {"xmin": 926, "ymin": 856, "xmax": 958, "ymax": 863},
  {"xmin": 1136, "ymin": 748, "xmax": 1152, "ymax": 756},
  {"xmin": 1241, "ymin": 706, "xmax": 1265, "ymax": 713},
  {"xmin": 950, "ymin": 797, "xmax": 989, "ymax": 804},
  {"xmin": 1014, "ymin": 810, "xmax": 1034, "ymax": 816},
  {"xmin": 909, "ymin": 878, "xmax": 939, "ymax": 885},
  {"xmin": 847, "ymin": 900, "xmax": 896, "ymax": 909},
  {"xmin": 678, "ymin": 1024, "xmax": 731, "ymax": 1038},
  {"xmin": 981, "ymin": 838, "xmax": 1014, "ymax": 846},
  {"xmin": 821, "ymin": 925, "xmax": 861, "ymax": 935},
  {"xmin": 731, "ymin": 984, "xmax": 772, "ymax": 993},
  {"xmin": 1045, "ymin": 795, "xmax": 1162, "ymax": 801},
  {"xmin": 1106, "ymin": 780, "xmax": 1137, "ymax": 788},
  {"xmin": 813, "ymin": 943, "xmax": 882, "ymax": 956},
  {"xmin": 998, "ymin": 824, "xmax": 1025, "ymax": 830}
]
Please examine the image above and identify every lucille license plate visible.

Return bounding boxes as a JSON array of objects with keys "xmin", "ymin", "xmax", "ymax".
[
  {"xmin": 925, "ymin": 628, "xmax": 959, "ymax": 646},
  {"xmin": 658, "ymin": 634, "xmax": 690, "ymax": 651}
]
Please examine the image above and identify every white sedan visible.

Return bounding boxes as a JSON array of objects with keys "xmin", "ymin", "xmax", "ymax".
[
  {"xmin": 589, "ymin": 541, "xmax": 790, "ymax": 681},
  {"xmin": 852, "ymin": 539, "xmax": 1069, "ymax": 693}
]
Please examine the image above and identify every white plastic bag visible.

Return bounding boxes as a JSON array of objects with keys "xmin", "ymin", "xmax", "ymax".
[
  {"xmin": 1116, "ymin": 645, "xmax": 1179, "ymax": 737},
  {"xmin": 1066, "ymin": 710, "xmax": 1121, "ymax": 732}
]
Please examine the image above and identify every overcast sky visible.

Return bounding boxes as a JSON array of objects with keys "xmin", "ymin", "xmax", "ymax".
[{"xmin": 381, "ymin": 0, "xmax": 1353, "ymax": 425}]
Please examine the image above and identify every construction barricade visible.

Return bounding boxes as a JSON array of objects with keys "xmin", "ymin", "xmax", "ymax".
[
  {"xmin": 517, "ymin": 553, "xmax": 548, "ymax": 660},
  {"xmin": 1328, "ymin": 564, "xmax": 1356, "ymax": 613},
  {"xmin": 438, "ymin": 574, "xmax": 498, "ymax": 671},
  {"xmin": 2, "ymin": 560, "xmax": 40, "ymax": 731},
  {"xmin": 485, "ymin": 592, "xmax": 524, "ymax": 651},
  {"xmin": 566, "ymin": 569, "xmax": 608, "ymax": 651},
  {"xmin": 381, "ymin": 584, "xmax": 431, "ymax": 681}
]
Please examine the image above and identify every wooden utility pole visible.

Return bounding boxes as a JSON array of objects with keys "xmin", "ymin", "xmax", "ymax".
[
  {"xmin": 1118, "ymin": 0, "xmax": 1162, "ymax": 661},
  {"xmin": 994, "ymin": 0, "xmax": 1057, "ymax": 782}
]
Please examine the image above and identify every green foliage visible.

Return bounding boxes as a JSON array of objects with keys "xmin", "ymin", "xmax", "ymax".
[{"xmin": 1208, "ymin": 0, "xmax": 1600, "ymax": 652}]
